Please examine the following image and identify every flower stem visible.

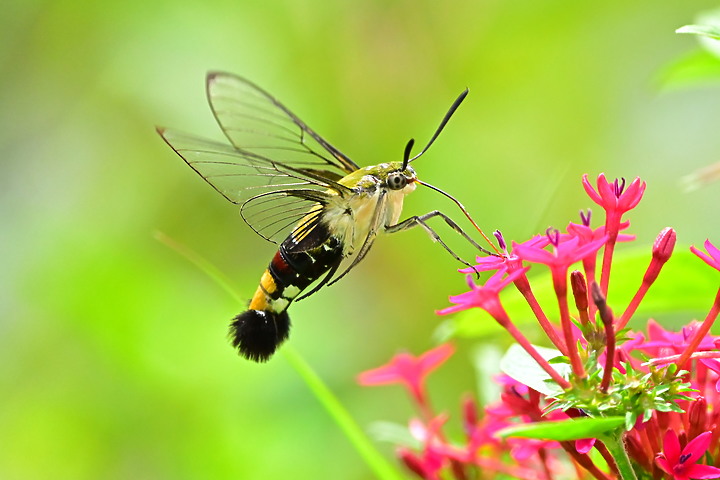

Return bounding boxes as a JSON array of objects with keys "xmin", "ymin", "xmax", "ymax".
[
  {"xmin": 554, "ymin": 274, "xmax": 586, "ymax": 379},
  {"xmin": 676, "ymin": 288, "xmax": 720, "ymax": 366},
  {"xmin": 592, "ymin": 283, "xmax": 616, "ymax": 393},
  {"xmin": 599, "ymin": 234, "xmax": 616, "ymax": 297},
  {"xmin": 495, "ymin": 310, "xmax": 571, "ymax": 389},
  {"xmin": 515, "ymin": 274, "xmax": 568, "ymax": 354},
  {"xmin": 599, "ymin": 431, "xmax": 637, "ymax": 480}
]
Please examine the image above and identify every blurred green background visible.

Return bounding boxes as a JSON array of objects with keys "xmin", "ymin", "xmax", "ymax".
[{"xmin": 3, "ymin": 0, "xmax": 720, "ymax": 478}]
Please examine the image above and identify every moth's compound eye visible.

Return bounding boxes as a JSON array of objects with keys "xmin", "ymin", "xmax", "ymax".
[{"xmin": 387, "ymin": 173, "xmax": 407, "ymax": 190}]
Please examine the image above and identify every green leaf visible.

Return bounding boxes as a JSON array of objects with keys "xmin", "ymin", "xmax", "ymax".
[
  {"xmin": 366, "ymin": 421, "xmax": 419, "ymax": 449},
  {"xmin": 625, "ymin": 411, "xmax": 637, "ymax": 430},
  {"xmin": 499, "ymin": 343, "xmax": 568, "ymax": 396},
  {"xmin": 677, "ymin": 24, "xmax": 720, "ymax": 40},
  {"xmin": 657, "ymin": 49, "xmax": 720, "ymax": 89},
  {"xmin": 497, "ymin": 417, "xmax": 625, "ymax": 441}
]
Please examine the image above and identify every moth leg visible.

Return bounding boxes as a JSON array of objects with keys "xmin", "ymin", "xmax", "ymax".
[{"xmin": 385, "ymin": 210, "xmax": 493, "ymax": 273}]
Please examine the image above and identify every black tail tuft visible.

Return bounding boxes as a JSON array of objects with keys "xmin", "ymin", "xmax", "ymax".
[{"xmin": 229, "ymin": 310, "xmax": 291, "ymax": 362}]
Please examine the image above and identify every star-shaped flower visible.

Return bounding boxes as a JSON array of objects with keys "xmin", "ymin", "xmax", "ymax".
[
  {"xmin": 656, "ymin": 430, "xmax": 720, "ymax": 480},
  {"xmin": 357, "ymin": 344, "xmax": 454, "ymax": 404},
  {"xmin": 691, "ymin": 240, "xmax": 720, "ymax": 272}
]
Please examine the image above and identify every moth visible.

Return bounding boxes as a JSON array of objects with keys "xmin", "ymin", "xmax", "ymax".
[{"xmin": 158, "ymin": 73, "xmax": 492, "ymax": 361}]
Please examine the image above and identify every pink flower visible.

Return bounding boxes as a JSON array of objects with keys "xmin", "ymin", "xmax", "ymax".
[
  {"xmin": 691, "ymin": 240, "xmax": 720, "ymax": 272},
  {"xmin": 397, "ymin": 446, "xmax": 444, "ymax": 480},
  {"xmin": 399, "ymin": 415, "xmax": 451, "ymax": 480},
  {"xmin": 459, "ymin": 233, "xmax": 547, "ymax": 275},
  {"xmin": 512, "ymin": 232, "xmax": 607, "ymax": 283},
  {"xmin": 566, "ymin": 220, "xmax": 635, "ymax": 244},
  {"xmin": 582, "ymin": 173, "xmax": 646, "ymax": 222},
  {"xmin": 357, "ymin": 344, "xmax": 454, "ymax": 404},
  {"xmin": 437, "ymin": 268, "xmax": 529, "ymax": 318},
  {"xmin": 700, "ymin": 359, "xmax": 720, "ymax": 393},
  {"xmin": 575, "ymin": 438, "xmax": 595, "ymax": 454},
  {"xmin": 641, "ymin": 319, "xmax": 718, "ymax": 358},
  {"xmin": 656, "ymin": 430, "xmax": 720, "ymax": 480}
]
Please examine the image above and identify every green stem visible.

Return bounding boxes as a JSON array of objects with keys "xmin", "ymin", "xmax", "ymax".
[
  {"xmin": 282, "ymin": 347, "xmax": 404, "ymax": 480},
  {"xmin": 599, "ymin": 431, "xmax": 637, "ymax": 480},
  {"xmin": 154, "ymin": 231, "xmax": 244, "ymax": 304}
]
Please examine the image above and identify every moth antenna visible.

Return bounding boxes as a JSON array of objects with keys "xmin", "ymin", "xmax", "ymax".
[
  {"xmin": 402, "ymin": 138, "xmax": 415, "ymax": 171},
  {"xmin": 409, "ymin": 88, "xmax": 469, "ymax": 163}
]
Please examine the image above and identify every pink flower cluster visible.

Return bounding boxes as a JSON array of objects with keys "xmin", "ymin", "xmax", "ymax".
[{"xmin": 358, "ymin": 174, "xmax": 720, "ymax": 480}]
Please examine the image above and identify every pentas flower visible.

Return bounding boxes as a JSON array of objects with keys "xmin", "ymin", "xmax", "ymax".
[
  {"xmin": 566, "ymin": 219, "xmax": 635, "ymax": 245},
  {"xmin": 459, "ymin": 233, "xmax": 548, "ymax": 275},
  {"xmin": 699, "ymin": 360, "xmax": 720, "ymax": 393},
  {"xmin": 675, "ymin": 240, "xmax": 720, "ymax": 366},
  {"xmin": 397, "ymin": 446, "xmax": 443, "ymax": 480},
  {"xmin": 656, "ymin": 431, "xmax": 720, "ymax": 480},
  {"xmin": 582, "ymin": 173, "xmax": 646, "ymax": 295},
  {"xmin": 641, "ymin": 319, "xmax": 719, "ymax": 357},
  {"xmin": 514, "ymin": 230, "xmax": 607, "ymax": 377},
  {"xmin": 357, "ymin": 343, "xmax": 454, "ymax": 405},
  {"xmin": 359, "ymin": 174, "xmax": 720, "ymax": 480},
  {"xmin": 459, "ymin": 233, "xmax": 566, "ymax": 350},
  {"xmin": 582, "ymin": 173, "xmax": 646, "ymax": 227},
  {"xmin": 403, "ymin": 415, "xmax": 455, "ymax": 479},
  {"xmin": 513, "ymin": 232, "xmax": 607, "ymax": 284},
  {"xmin": 691, "ymin": 240, "xmax": 720, "ymax": 272},
  {"xmin": 438, "ymin": 268, "xmax": 530, "ymax": 318}
]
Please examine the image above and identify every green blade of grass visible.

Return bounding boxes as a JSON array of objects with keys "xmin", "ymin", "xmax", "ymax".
[
  {"xmin": 154, "ymin": 230, "xmax": 245, "ymax": 305},
  {"xmin": 282, "ymin": 347, "xmax": 405, "ymax": 480}
]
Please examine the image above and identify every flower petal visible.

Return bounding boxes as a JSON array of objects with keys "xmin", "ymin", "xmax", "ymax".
[
  {"xmin": 618, "ymin": 177, "xmax": 646, "ymax": 211},
  {"xmin": 582, "ymin": 174, "xmax": 603, "ymax": 204},
  {"xmin": 418, "ymin": 344, "xmax": 455, "ymax": 373},
  {"xmin": 682, "ymin": 431, "xmax": 713, "ymax": 461},
  {"xmin": 684, "ymin": 463, "xmax": 720, "ymax": 479},
  {"xmin": 596, "ymin": 173, "xmax": 616, "ymax": 204},
  {"xmin": 662, "ymin": 429, "xmax": 681, "ymax": 465},
  {"xmin": 655, "ymin": 456, "xmax": 672, "ymax": 475},
  {"xmin": 705, "ymin": 239, "xmax": 720, "ymax": 260}
]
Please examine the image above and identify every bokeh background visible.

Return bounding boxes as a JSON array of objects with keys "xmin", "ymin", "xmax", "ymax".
[{"xmin": 3, "ymin": 1, "xmax": 720, "ymax": 478}]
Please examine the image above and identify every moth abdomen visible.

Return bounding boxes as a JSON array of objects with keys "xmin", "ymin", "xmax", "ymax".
[{"xmin": 230, "ymin": 309, "xmax": 290, "ymax": 362}]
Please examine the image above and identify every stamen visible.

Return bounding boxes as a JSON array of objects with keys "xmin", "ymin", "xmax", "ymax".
[
  {"xmin": 580, "ymin": 209, "xmax": 592, "ymax": 227},
  {"xmin": 614, "ymin": 177, "xmax": 627, "ymax": 197},
  {"xmin": 494, "ymin": 230, "xmax": 507, "ymax": 252},
  {"xmin": 545, "ymin": 227, "xmax": 560, "ymax": 247}
]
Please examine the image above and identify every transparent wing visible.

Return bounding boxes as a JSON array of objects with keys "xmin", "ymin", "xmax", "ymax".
[
  {"xmin": 158, "ymin": 129, "xmax": 352, "ymax": 244},
  {"xmin": 240, "ymin": 190, "xmax": 329, "ymax": 245},
  {"xmin": 206, "ymin": 72, "xmax": 360, "ymax": 176}
]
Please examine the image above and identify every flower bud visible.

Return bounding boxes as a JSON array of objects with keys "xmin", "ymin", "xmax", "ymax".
[
  {"xmin": 571, "ymin": 270, "xmax": 588, "ymax": 312},
  {"xmin": 591, "ymin": 282, "xmax": 613, "ymax": 327},
  {"xmin": 397, "ymin": 448, "xmax": 427, "ymax": 479},
  {"xmin": 644, "ymin": 228, "xmax": 676, "ymax": 284},
  {"xmin": 688, "ymin": 396, "xmax": 707, "ymax": 439},
  {"xmin": 461, "ymin": 394, "xmax": 478, "ymax": 436},
  {"xmin": 652, "ymin": 227, "xmax": 676, "ymax": 263}
]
